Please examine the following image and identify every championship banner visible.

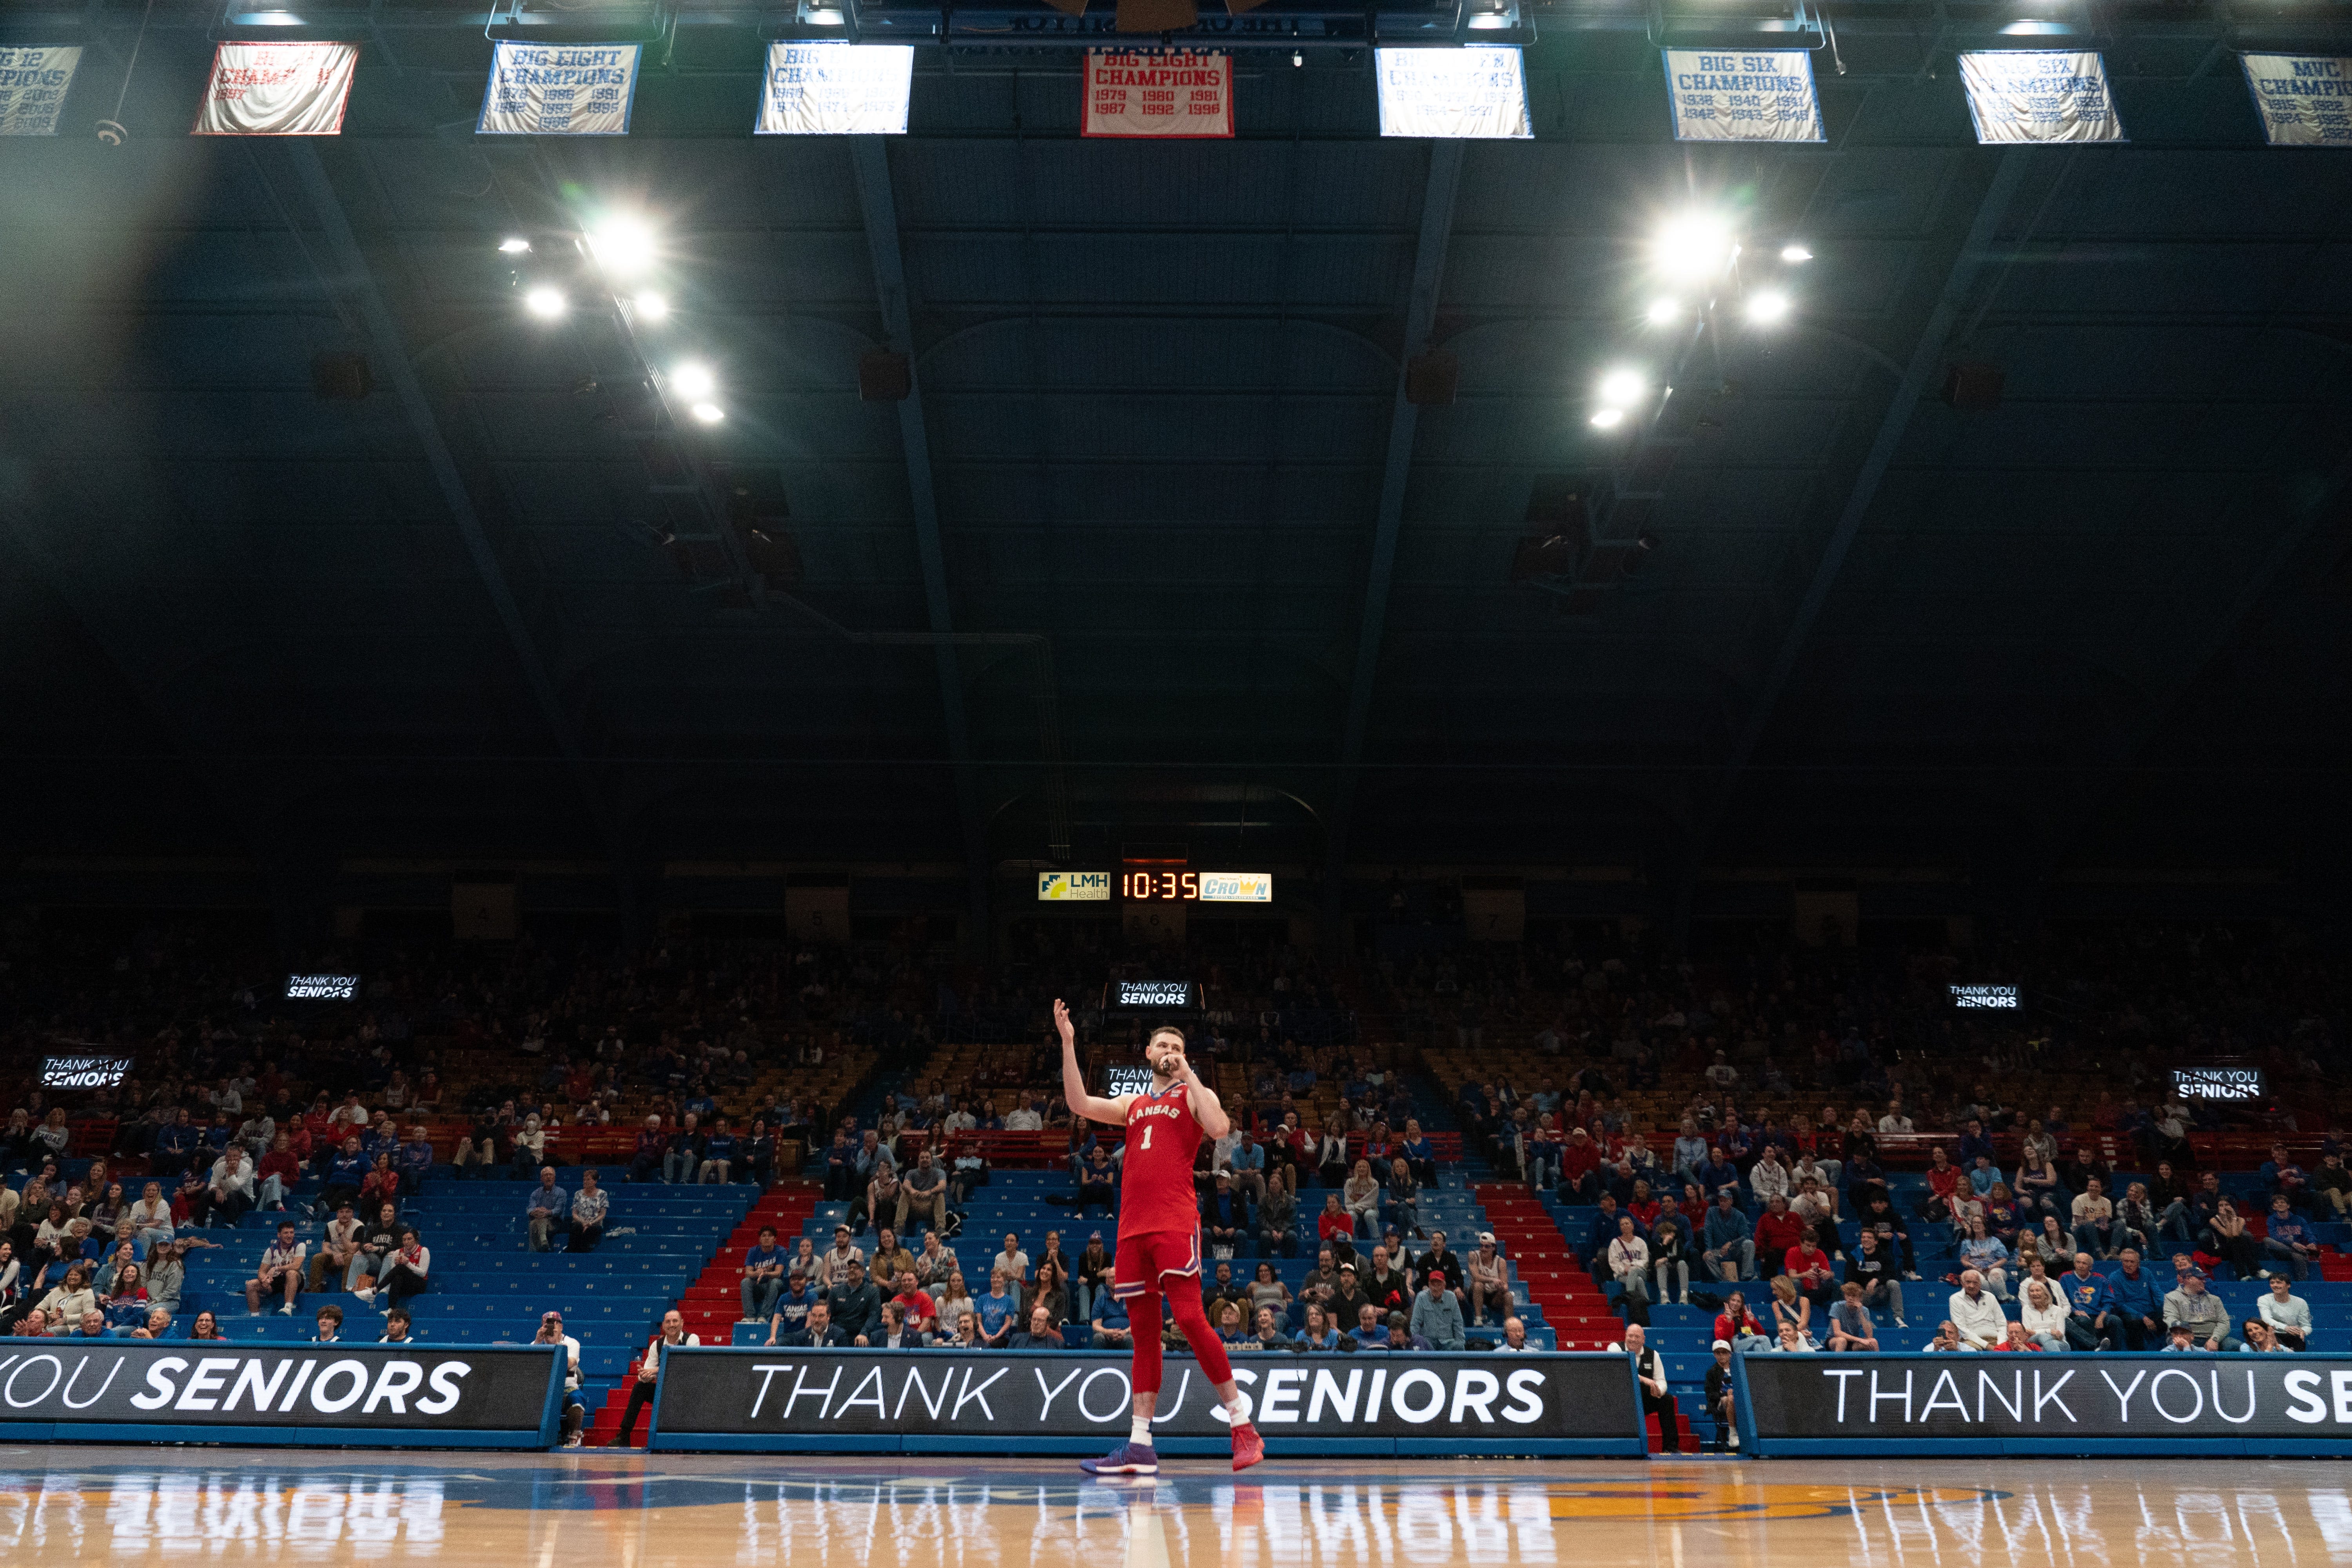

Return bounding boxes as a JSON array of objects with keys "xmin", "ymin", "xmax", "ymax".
[
  {"xmin": 477, "ymin": 43, "xmax": 641, "ymax": 136},
  {"xmin": 0, "ymin": 46, "xmax": 81, "ymax": 137},
  {"xmin": 1375, "ymin": 47, "xmax": 1532, "ymax": 139},
  {"xmin": 1739, "ymin": 1352, "xmax": 2352, "ymax": 1456},
  {"xmin": 651, "ymin": 1348, "xmax": 1643, "ymax": 1455},
  {"xmin": 1082, "ymin": 51, "xmax": 1231, "ymax": 139},
  {"xmin": 192, "ymin": 42, "xmax": 359, "ymax": 136},
  {"xmin": 1958, "ymin": 50, "xmax": 2125, "ymax": 143},
  {"xmin": 1661, "ymin": 49, "xmax": 1824, "ymax": 142},
  {"xmin": 2239, "ymin": 54, "xmax": 2352, "ymax": 147},
  {"xmin": 0, "ymin": 1342, "xmax": 563, "ymax": 1448},
  {"xmin": 756, "ymin": 42, "xmax": 913, "ymax": 134}
]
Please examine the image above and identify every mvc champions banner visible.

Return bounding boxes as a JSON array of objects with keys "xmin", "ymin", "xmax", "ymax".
[
  {"xmin": 2239, "ymin": 54, "xmax": 2352, "ymax": 146},
  {"xmin": 193, "ymin": 42, "xmax": 359, "ymax": 136},
  {"xmin": 0, "ymin": 1341, "xmax": 563, "ymax": 1447},
  {"xmin": 1083, "ymin": 51, "xmax": 1231, "ymax": 138},
  {"xmin": 0, "ymin": 46, "xmax": 80, "ymax": 136},
  {"xmin": 1661, "ymin": 49, "xmax": 1824, "ymax": 142},
  {"xmin": 1959, "ymin": 50, "xmax": 2125, "ymax": 143},
  {"xmin": 478, "ymin": 43, "xmax": 641, "ymax": 135},
  {"xmin": 1375, "ymin": 47, "xmax": 1532, "ymax": 138},
  {"xmin": 1740, "ymin": 1353, "xmax": 2352, "ymax": 1456},
  {"xmin": 651, "ymin": 1348, "xmax": 1642, "ymax": 1454},
  {"xmin": 757, "ymin": 42, "xmax": 913, "ymax": 134}
]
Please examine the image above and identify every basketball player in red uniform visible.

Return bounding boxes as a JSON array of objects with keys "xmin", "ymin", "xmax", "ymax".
[{"xmin": 1057, "ymin": 998, "xmax": 1263, "ymax": 1474}]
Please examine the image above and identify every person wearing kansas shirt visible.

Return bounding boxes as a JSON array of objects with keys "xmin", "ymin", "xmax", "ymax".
[{"xmin": 2060, "ymin": 1254, "xmax": 2121, "ymax": 1351}]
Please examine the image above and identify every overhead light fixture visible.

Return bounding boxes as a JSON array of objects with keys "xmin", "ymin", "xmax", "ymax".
[
  {"xmin": 523, "ymin": 286, "xmax": 566, "ymax": 319},
  {"xmin": 1597, "ymin": 368, "xmax": 1644, "ymax": 407},
  {"xmin": 1780, "ymin": 243, "xmax": 1813, "ymax": 263},
  {"xmin": 671, "ymin": 363, "xmax": 716, "ymax": 399},
  {"xmin": 1653, "ymin": 212, "xmax": 1735, "ymax": 283},
  {"xmin": 1745, "ymin": 290, "xmax": 1791, "ymax": 325},
  {"xmin": 498, "ymin": 237, "xmax": 532, "ymax": 254},
  {"xmin": 1645, "ymin": 298, "xmax": 1680, "ymax": 326},
  {"xmin": 633, "ymin": 292, "xmax": 669, "ymax": 321},
  {"xmin": 690, "ymin": 402, "xmax": 726, "ymax": 424},
  {"xmin": 1589, "ymin": 408, "xmax": 1625, "ymax": 429},
  {"xmin": 1466, "ymin": 10, "xmax": 1510, "ymax": 25},
  {"xmin": 804, "ymin": 5, "xmax": 847, "ymax": 21},
  {"xmin": 588, "ymin": 217, "xmax": 657, "ymax": 277}
]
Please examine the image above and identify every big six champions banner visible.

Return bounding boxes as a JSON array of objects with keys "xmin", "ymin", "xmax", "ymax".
[
  {"xmin": 2239, "ymin": 54, "xmax": 2352, "ymax": 147},
  {"xmin": 1742, "ymin": 1352, "xmax": 2352, "ymax": 1454},
  {"xmin": 478, "ymin": 43, "xmax": 642, "ymax": 135},
  {"xmin": 0, "ymin": 46, "xmax": 81, "ymax": 137},
  {"xmin": 651, "ymin": 1347, "xmax": 1641, "ymax": 1451},
  {"xmin": 1661, "ymin": 49, "xmax": 1823, "ymax": 142},
  {"xmin": 193, "ymin": 42, "xmax": 359, "ymax": 136},
  {"xmin": 1959, "ymin": 49, "xmax": 2125, "ymax": 143}
]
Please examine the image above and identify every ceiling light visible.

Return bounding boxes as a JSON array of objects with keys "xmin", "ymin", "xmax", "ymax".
[
  {"xmin": 805, "ymin": 5, "xmax": 846, "ymax": 20},
  {"xmin": 1645, "ymin": 298, "xmax": 1680, "ymax": 326},
  {"xmin": 671, "ymin": 363, "xmax": 715, "ymax": 399},
  {"xmin": 633, "ymin": 292, "xmax": 669, "ymax": 321},
  {"xmin": 1653, "ymin": 212, "xmax": 1735, "ymax": 283},
  {"xmin": 498, "ymin": 236, "xmax": 532, "ymax": 255},
  {"xmin": 588, "ymin": 217, "xmax": 657, "ymax": 277},
  {"xmin": 690, "ymin": 402, "xmax": 725, "ymax": 425},
  {"xmin": 1597, "ymin": 368, "xmax": 1644, "ymax": 407},
  {"xmin": 1780, "ymin": 243, "xmax": 1813, "ymax": 263},
  {"xmin": 1589, "ymin": 408, "xmax": 1624, "ymax": 429},
  {"xmin": 1746, "ymin": 290, "xmax": 1791, "ymax": 325},
  {"xmin": 523, "ymin": 286, "xmax": 566, "ymax": 319},
  {"xmin": 1466, "ymin": 10, "xmax": 1509, "ymax": 25}
]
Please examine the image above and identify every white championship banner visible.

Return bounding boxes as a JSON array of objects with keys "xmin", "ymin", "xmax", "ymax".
[
  {"xmin": 192, "ymin": 42, "xmax": 359, "ymax": 136},
  {"xmin": 1375, "ymin": 46, "xmax": 1532, "ymax": 139},
  {"xmin": 0, "ymin": 45, "xmax": 81, "ymax": 136},
  {"xmin": 2239, "ymin": 54, "xmax": 2352, "ymax": 147},
  {"xmin": 756, "ymin": 42, "xmax": 913, "ymax": 135},
  {"xmin": 1082, "ymin": 51, "xmax": 1231, "ymax": 138},
  {"xmin": 1959, "ymin": 50, "xmax": 2125, "ymax": 143},
  {"xmin": 1661, "ymin": 48, "xmax": 1823, "ymax": 142},
  {"xmin": 477, "ymin": 43, "xmax": 641, "ymax": 135}
]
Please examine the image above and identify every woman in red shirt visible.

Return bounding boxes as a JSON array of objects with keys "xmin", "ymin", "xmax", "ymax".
[{"xmin": 1713, "ymin": 1290, "xmax": 1770, "ymax": 1351}]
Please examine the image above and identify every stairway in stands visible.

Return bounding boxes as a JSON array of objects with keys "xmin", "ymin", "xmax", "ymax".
[{"xmin": 588, "ymin": 1182, "xmax": 818, "ymax": 1447}]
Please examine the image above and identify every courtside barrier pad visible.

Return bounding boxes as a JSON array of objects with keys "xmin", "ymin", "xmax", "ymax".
[
  {"xmin": 1737, "ymin": 1351, "xmax": 2352, "ymax": 1458},
  {"xmin": 0, "ymin": 1341, "xmax": 564, "ymax": 1450},
  {"xmin": 648, "ymin": 1347, "xmax": 1645, "ymax": 1456}
]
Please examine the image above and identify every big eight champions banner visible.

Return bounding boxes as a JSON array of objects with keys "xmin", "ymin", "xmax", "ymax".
[{"xmin": 653, "ymin": 1348, "xmax": 1642, "ymax": 1454}]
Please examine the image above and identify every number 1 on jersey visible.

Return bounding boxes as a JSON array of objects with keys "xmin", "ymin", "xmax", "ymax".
[{"xmin": 1140, "ymin": 1125, "xmax": 1153, "ymax": 1151}]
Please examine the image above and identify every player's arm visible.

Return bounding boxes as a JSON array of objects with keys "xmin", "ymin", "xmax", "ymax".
[
  {"xmin": 1056, "ymin": 999, "xmax": 1129, "ymax": 1126},
  {"xmin": 1172, "ymin": 1057, "xmax": 1232, "ymax": 1141}
]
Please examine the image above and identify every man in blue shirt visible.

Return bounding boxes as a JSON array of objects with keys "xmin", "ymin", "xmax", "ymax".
[
  {"xmin": 1701, "ymin": 1190, "xmax": 1755, "ymax": 1281},
  {"xmin": 1228, "ymin": 1132, "xmax": 1268, "ymax": 1206},
  {"xmin": 699, "ymin": 1118, "xmax": 739, "ymax": 1184},
  {"xmin": 2104, "ymin": 1246, "xmax": 2163, "ymax": 1349},
  {"xmin": 741, "ymin": 1225, "xmax": 788, "ymax": 1321},
  {"xmin": 2266, "ymin": 1196, "xmax": 2318, "ymax": 1281},
  {"xmin": 152, "ymin": 1111, "xmax": 201, "ymax": 1178},
  {"xmin": 2261, "ymin": 1145, "xmax": 2311, "ymax": 1213},
  {"xmin": 526, "ymin": 1168, "xmax": 569, "ymax": 1253},
  {"xmin": 319, "ymin": 1136, "xmax": 369, "ymax": 1216},
  {"xmin": 398, "ymin": 1128, "xmax": 435, "ymax": 1195},
  {"xmin": 1091, "ymin": 1293, "xmax": 1135, "ymax": 1350},
  {"xmin": 1956, "ymin": 1119, "xmax": 1996, "ymax": 1171},
  {"xmin": 2062, "ymin": 1253, "xmax": 2119, "ymax": 1351},
  {"xmin": 763, "ymin": 1270, "xmax": 817, "ymax": 1343},
  {"xmin": 1695, "ymin": 1149, "xmax": 1742, "ymax": 1208}
]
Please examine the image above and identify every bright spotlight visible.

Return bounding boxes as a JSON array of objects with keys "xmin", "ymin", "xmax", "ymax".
[
  {"xmin": 1589, "ymin": 407, "xmax": 1625, "ymax": 430},
  {"xmin": 1780, "ymin": 243, "xmax": 1813, "ymax": 263},
  {"xmin": 589, "ymin": 217, "xmax": 657, "ymax": 277},
  {"xmin": 1653, "ymin": 212, "xmax": 1734, "ymax": 282},
  {"xmin": 498, "ymin": 236, "xmax": 532, "ymax": 255},
  {"xmin": 1644, "ymin": 297, "xmax": 1680, "ymax": 326},
  {"xmin": 633, "ymin": 292, "xmax": 670, "ymax": 321},
  {"xmin": 671, "ymin": 363, "xmax": 716, "ymax": 399},
  {"xmin": 1597, "ymin": 368, "xmax": 1644, "ymax": 407},
  {"xmin": 690, "ymin": 402, "xmax": 726, "ymax": 425},
  {"xmin": 523, "ymin": 286, "xmax": 566, "ymax": 319},
  {"xmin": 1746, "ymin": 290, "xmax": 1792, "ymax": 325}
]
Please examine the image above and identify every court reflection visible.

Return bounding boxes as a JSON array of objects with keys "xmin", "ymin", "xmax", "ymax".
[{"xmin": 0, "ymin": 1458, "xmax": 2350, "ymax": 1568}]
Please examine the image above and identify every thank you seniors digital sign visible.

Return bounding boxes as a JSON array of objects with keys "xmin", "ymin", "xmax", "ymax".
[
  {"xmin": 41, "ymin": 1054, "xmax": 132, "ymax": 1090},
  {"xmin": 1741, "ymin": 1353, "xmax": 2352, "ymax": 1455},
  {"xmin": 651, "ymin": 1348, "xmax": 1640, "ymax": 1454},
  {"xmin": 287, "ymin": 973, "xmax": 360, "ymax": 1001},
  {"xmin": 1949, "ymin": 984, "xmax": 2019, "ymax": 1009}
]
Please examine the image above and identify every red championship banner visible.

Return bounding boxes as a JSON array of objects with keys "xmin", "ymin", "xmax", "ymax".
[
  {"xmin": 1082, "ymin": 49, "xmax": 1231, "ymax": 138},
  {"xmin": 192, "ymin": 42, "xmax": 358, "ymax": 135}
]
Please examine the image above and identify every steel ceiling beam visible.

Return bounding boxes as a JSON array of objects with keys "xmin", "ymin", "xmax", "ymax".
[
  {"xmin": 851, "ymin": 134, "xmax": 991, "ymax": 952},
  {"xmin": 1688, "ymin": 149, "xmax": 2027, "ymax": 868},
  {"xmin": 1326, "ymin": 139, "xmax": 1464, "ymax": 932},
  {"xmin": 288, "ymin": 142, "xmax": 612, "ymax": 846}
]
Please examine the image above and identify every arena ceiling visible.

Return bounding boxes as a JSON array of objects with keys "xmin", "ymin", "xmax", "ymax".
[{"xmin": 2, "ymin": 0, "xmax": 2350, "ymax": 907}]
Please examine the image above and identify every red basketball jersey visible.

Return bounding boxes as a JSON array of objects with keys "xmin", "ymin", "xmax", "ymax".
[{"xmin": 1120, "ymin": 1084, "xmax": 1203, "ymax": 1241}]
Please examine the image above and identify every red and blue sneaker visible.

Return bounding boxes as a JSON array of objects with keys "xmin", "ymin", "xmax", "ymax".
[
  {"xmin": 1230, "ymin": 1421, "xmax": 1265, "ymax": 1472},
  {"xmin": 1080, "ymin": 1441, "xmax": 1160, "ymax": 1476}
]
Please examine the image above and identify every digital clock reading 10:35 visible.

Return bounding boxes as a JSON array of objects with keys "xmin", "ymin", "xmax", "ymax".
[{"xmin": 1121, "ymin": 871, "xmax": 1274, "ymax": 904}]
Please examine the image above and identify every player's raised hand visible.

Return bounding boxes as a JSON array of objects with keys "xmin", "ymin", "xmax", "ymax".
[{"xmin": 1054, "ymin": 998, "xmax": 1075, "ymax": 1046}]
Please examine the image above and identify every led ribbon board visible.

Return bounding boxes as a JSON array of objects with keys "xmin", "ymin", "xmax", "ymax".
[
  {"xmin": 1117, "ymin": 981, "xmax": 1196, "ymax": 1008},
  {"xmin": 1949, "ymin": 985, "xmax": 2019, "ymax": 1009},
  {"xmin": 2173, "ymin": 1067, "xmax": 2265, "ymax": 1102},
  {"xmin": 1038, "ymin": 872, "xmax": 1111, "ymax": 902},
  {"xmin": 42, "ymin": 1054, "xmax": 133, "ymax": 1089},
  {"xmin": 287, "ymin": 974, "xmax": 360, "ymax": 1000}
]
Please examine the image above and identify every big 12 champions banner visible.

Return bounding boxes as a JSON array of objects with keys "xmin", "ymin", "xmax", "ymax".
[
  {"xmin": 192, "ymin": 42, "xmax": 359, "ymax": 136},
  {"xmin": 0, "ymin": 1341, "xmax": 563, "ymax": 1447},
  {"xmin": 1958, "ymin": 50, "xmax": 2125, "ymax": 143},
  {"xmin": 0, "ymin": 46, "xmax": 81, "ymax": 136},
  {"xmin": 1083, "ymin": 51, "xmax": 1231, "ymax": 138},
  {"xmin": 650, "ymin": 1348, "xmax": 1643, "ymax": 1454},
  {"xmin": 1740, "ymin": 1352, "xmax": 2352, "ymax": 1456},
  {"xmin": 478, "ymin": 43, "xmax": 642, "ymax": 136}
]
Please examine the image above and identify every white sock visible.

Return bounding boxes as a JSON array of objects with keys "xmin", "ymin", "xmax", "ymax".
[
  {"xmin": 1227, "ymin": 1396, "xmax": 1251, "ymax": 1426},
  {"xmin": 1130, "ymin": 1415, "xmax": 1154, "ymax": 1447}
]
